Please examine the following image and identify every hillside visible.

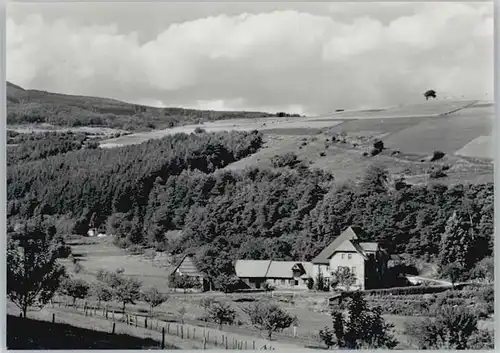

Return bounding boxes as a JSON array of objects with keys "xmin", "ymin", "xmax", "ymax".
[{"xmin": 6, "ymin": 81, "xmax": 276, "ymax": 131}]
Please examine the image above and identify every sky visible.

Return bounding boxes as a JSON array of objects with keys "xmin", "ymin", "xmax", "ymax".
[{"xmin": 6, "ymin": 2, "xmax": 494, "ymax": 115}]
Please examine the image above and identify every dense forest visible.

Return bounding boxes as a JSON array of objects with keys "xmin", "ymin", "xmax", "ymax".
[
  {"xmin": 7, "ymin": 129, "xmax": 494, "ymax": 281},
  {"xmin": 7, "ymin": 130, "xmax": 100, "ymax": 165},
  {"xmin": 7, "ymin": 82, "xmax": 283, "ymax": 131}
]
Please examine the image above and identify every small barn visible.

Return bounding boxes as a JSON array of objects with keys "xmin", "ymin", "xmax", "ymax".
[
  {"xmin": 265, "ymin": 261, "xmax": 313, "ymax": 289},
  {"xmin": 235, "ymin": 260, "xmax": 271, "ymax": 289},
  {"xmin": 235, "ymin": 260, "xmax": 313, "ymax": 290},
  {"xmin": 170, "ymin": 254, "xmax": 209, "ymax": 292}
]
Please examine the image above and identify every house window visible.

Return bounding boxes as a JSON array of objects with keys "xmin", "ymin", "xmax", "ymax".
[
  {"xmin": 294, "ymin": 280, "xmax": 299, "ymax": 286},
  {"xmin": 341, "ymin": 253, "xmax": 345, "ymax": 259},
  {"xmin": 289, "ymin": 279, "xmax": 294, "ymax": 285},
  {"xmin": 348, "ymin": 253, "xmax": 352, "ymax": 260},
  {"xmin": 281, "ymin": 279, "xmax": 285, "ymax": 284},
  {"xmin": 351, "ymin": 266, "xmax": 356, "ymax": 275}
]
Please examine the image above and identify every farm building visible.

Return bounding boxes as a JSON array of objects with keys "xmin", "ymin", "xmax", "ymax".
[
  {"xmin": 311, "ymin": 226, "xmax": 389, "ymax": 291},
  {"xmin": 235, "ymin": 260, "xmax": 313, "ymax": 290},
  {"xmin": 235, "ymin": 226, "xmax": 388, "ymax": 291},
  {"xmin": 170, "ymin": 254, "xmax": 210, "ymax": 291}
]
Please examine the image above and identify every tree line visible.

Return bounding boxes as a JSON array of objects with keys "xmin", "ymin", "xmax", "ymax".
[
  {"xmin": 7, "ymin": 131, "xmax": 493, "ymax": 288},
  {"xmin": 7, "ymin": 130, "xmax": 100, "ymax": 165}
]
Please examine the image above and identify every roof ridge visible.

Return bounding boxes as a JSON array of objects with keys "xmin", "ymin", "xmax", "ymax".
[{"xmin": 264, "ymin": 260, "xmax": 273, "ymax": 277}]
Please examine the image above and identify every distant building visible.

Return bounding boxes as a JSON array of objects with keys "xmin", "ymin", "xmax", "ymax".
[
  {"xmin": 170, "ymin": 254, "xmax": 209, "ymax": 291},
  {"xmin": 311, "ymin": 226, "xmax": 388, "ymax": 291},
  {"xmin": 235, "ymin": 260, "xmax": 313, "ymax": 290}
]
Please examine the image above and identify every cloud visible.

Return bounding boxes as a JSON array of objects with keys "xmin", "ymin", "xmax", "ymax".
[{"xmin": 6, "ymin": 3, "xmax": 493, "ymax": 114}]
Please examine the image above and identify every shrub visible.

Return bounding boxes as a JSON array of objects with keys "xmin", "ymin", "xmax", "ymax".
[
  {"xmin": 271, "ymin": 152, "xmax": 301, "ymax": 168},
  {"xmin": 429, "ymin": 170, "xmax": 447, "ymax": 179},
  {"xmin": 370, "ymin": 148, "xmax": 380, "ymax": 156},
  {"xmin": 364, "ymin": 285, "xmax": 450, "ymax": 296},
  {"xmin": 194, "ymin": 127, "xmax": 206, "ymax": 134},
  {"xmin": 373, "ymin": 140, "xmax": 384, "ymax": 151},
  {"xmin": 319, "ymin": 152, "xmax": 326, "ymax": 157},
  {"xmin": 431, "ymin": 150, "xmax": 445, "ymax": 161},
  {"xmin": 467, "ymin": 329, "xmax": 494, "ymax": 349}
]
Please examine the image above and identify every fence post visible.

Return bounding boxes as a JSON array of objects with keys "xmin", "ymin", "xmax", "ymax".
[
  {"xmin": 193, "ymin": 327, "xmax": 196, "ymax": 339},
  {"xmin": 293, "ymin": 326, "xmax": 297, "ymax": 337},
  {"xmin": 112, "ymin": 322, "xmax": 116, "ymax": 334},
  {"xmin": 145, "ymin": 317, "xmax": 147, "ymax": 329},
  {"xmin": 203, "ymin": 336, "xmax": 207, "ymax": 350},
  {"xmin": 167, "ymin": 323, "xmax": 170, "ymax": 334},
  {"xmin": 225, "ymin": 336, "xmax": 228, "ymax": 350},
  {"xmin": 187, "ymin": 327, "xmax": 190, "ymax": 339},
  {"xmin": 135, "ymin": 315, "xmax": 138, "ymax": 327},
  {"xmin": 245, "ymin": 341, "xmax": 247, "ymax": 350},
  {"xmin": 176, "ymin": 325, "xmax": 179, "ymax": 336},
  {"xmin": 161, "ymin": 327, "xmax": 165, "ymax": 349},
  {"xmin": 112, "ymin": 310, "xmax": 115, "ymax": 321},
  {"xmin": 52, "ymin": 313, "xmax": 55, "ymax": 323},
  {"xmin": 253, "ymin": 341, "xmax": 255, "ymax": 350}
]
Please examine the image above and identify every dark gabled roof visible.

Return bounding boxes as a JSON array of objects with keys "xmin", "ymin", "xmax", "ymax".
[
  {"xmin": 171, "ymin": 254, "xmax": 204, "ymax": 277},
  {"xmin": 311, "ymin": 226, "xmax": 371, "ymax": 264}
]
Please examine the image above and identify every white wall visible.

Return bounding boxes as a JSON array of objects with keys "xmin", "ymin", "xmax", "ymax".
[{"xmin": 329, "ymin": 251, "xmax": 365, "ymax": 290}]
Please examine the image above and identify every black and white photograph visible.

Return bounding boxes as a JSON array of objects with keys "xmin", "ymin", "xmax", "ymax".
[{"xmin": 4, "ymin": 1, "xmax": 495, "ymax": 350}]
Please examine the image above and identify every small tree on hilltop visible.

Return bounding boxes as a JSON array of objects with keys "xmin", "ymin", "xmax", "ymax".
[
  {"xmin": 327, "ymin": 292, "xmax": 398, "ymax": 349},
  {"xmin": 142, "ymin": 287, "xmax": 168, "ymax": 317},
  {"xmin": 60, "ymin": 277, "xmax": 90, "ymax": 306},
  {"xmin": 244, "ymin": 302, "xmax": 298, "ymax": 340},
  {"xmin": 424, "ymin": 89, "xmax": 437, "ymax": 100},
  {"xmin": 208, "ymin": 300, "xmax": 237, "ymax": 330},
  {"xmin": 7, "ymin": 233, "xmax": 66, "ymax": 318},
  {"xmin": 331, "ymin": 267, "xmax": 357, "ymax": 292}
]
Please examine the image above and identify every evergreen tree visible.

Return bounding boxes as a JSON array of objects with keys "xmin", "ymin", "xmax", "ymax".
[{"xmin": 438, "ymin": 211, "xmax": 476, "ymax": 271}]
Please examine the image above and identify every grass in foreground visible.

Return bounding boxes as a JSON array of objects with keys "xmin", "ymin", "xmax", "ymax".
[{"xmin": 7, "ymin": 315, "xmax": 175, "ymax": 350}]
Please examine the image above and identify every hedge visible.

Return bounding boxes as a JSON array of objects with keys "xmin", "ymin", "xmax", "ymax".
[{"xmin": 363, "ymin": 285, "xmax": 451, "ymax": 296}]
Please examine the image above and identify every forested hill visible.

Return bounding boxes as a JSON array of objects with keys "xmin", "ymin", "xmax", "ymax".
[
  {"xmin": 6, "ymin": 81, "xmax": 277, "ymax": 131},
  {"xmin": 7, "ymin": 126, "xmax": 493, "ymax": 280}
]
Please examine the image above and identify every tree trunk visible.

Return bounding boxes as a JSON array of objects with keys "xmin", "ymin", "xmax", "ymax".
[
  {"xmin": 122, "ymin": 302, "xmax": 126, "ymax": 313},
  {"xmin": 22, "ymin": 304, "xmax": 28, "ymax": 318},
  {"xmin": 268, "ymin": 331, "xmax": 273, "ymax": 340}
]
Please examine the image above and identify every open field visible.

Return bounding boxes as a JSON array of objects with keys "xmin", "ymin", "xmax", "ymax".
[
  {"xmin": 315, "ymin": 99, "xmax": 477, "ymax": 120},
  {"xmin": 99, "ymin": 117, "xmax": 342, "ymax": 148},
  {"xmin": 97, "ymin": 99, "xmax": 493, "ymax": 185},
  {"xmin": 455, "ymin": 135, "xmax": 493, "ymax": 159},
  {"xmin": 384, "ymin": 113, "xmax": 493, "ymax": 155},
  {"xmin": 60, "ymin": 237, "xmax": 173, "ymax": 291}
]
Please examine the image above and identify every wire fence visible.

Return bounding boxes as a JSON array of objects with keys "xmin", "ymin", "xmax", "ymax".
[{"xmin": 47, "ymin": 299, "xmax": 280, "ymax": 350}]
